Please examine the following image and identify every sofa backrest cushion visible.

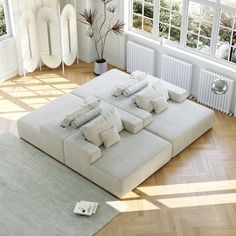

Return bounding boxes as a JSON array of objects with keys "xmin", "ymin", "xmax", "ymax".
[{"xmin": 134, "ymin": 81, "xmax": 170, "ymax": 113}]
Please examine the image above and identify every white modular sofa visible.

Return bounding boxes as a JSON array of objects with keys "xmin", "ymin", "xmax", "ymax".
[
  {"xmin": 18, "ymin": 69, "xmax": 214, "ymax": 198},
  {"xmin": 72, "ymin": 69, "xmax": 215, "ymax": 157}
]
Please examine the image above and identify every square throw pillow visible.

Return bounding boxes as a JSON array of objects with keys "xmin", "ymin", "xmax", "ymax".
[
  {"xmin": 152, "ymin": 96, "xmax": 169, "ymax": 114},
  {"xmin": 82, "ymin": 115, "xmax": 109, "ymax": 146},
  {"xmin": 134, "ymin": 86, "xmax": 158, "ymax": 112},
  {"xmin": 100, "ymin": 125, "xmax": 120, "ymax": 149}
]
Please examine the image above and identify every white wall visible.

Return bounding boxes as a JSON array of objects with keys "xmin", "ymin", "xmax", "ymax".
[{"xmin": 0, "ymin": 38, "xmax": 17, "ymax": 82}]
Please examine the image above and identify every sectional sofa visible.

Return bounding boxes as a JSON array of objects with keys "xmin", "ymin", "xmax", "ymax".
[{"xmin": 17, "ymin": 69, "xmax": 214, "ymax": 198}]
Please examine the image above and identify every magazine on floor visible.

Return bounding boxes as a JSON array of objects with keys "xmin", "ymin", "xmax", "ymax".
[{"xmin": 73, "ymin": 201, "xmax": 98, "ymax": 216}]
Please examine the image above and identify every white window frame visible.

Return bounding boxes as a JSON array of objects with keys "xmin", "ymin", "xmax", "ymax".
[
  {"xmin": 0, "ymin": 0, "xmax": 12, "ymax": 41},
  {"xmin": 128, "ymin": 0, "xmax": 236, "ymax": 66}
]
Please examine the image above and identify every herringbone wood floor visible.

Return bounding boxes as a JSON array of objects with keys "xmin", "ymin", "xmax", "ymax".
[{"xmin": 1, "ymin": 61, "xmax": 236, "ymax": 236}]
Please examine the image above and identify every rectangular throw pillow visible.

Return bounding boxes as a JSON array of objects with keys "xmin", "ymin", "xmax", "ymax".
[
  {"xmin": 61, "ymin": 97, "xmax": 100, "ymax": 127},
  {"xmin": 112, "ymin": 79, "xmax": 137, "ymax": 97},
  {"xmin": 100, "ymin": 125, "xmax": 120, "ymax": 149},
  {"xmin": 152, "ymin": 96, "xmax": 169, "ymax": 114},
  {"xmin": 123, "ymin": 80, "xmax": 148, "ymax": 97},
  {"xmin": 70, "ymin": 107, "xmax": 102, "ymax": 129}
]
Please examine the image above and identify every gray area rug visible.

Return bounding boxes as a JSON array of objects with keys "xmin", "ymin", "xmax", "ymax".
[{"xmin": 0, "ymin": 134, "xmax": 119, "ymax": 236}]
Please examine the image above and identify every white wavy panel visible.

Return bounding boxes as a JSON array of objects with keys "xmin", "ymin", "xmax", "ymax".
[
  {"xmin": 61, "ymin": 4, "xmax": 77, "ymax": 66},
  {"xmin": 161, "ymin": 55, "xmax": 193, "ymax": 96},
  {"xmin": 20, "ymin": 9, "xmax": 39, "ymax": 72},
  {"xmin": 197, "ymin": 69, "xmax": 234, "ymax": 114},
  {"xmin": 37, "ymin": 7, "xmax": 62, "ymax": 69},
  {"xmin": 127, "ymin": 41, "xmax": 155, "ymax": 75}
]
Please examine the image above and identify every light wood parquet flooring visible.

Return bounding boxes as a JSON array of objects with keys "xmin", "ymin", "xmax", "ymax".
[{"xmin": 1, "ymin": 61, "xmax": 236, "ymax": 236}]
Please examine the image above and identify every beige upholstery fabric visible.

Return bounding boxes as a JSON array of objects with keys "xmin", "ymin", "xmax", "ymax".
[
  {"xmin": 145, "ymin": 100, "xmax": 214, "ymax": 157},
  {"xmin": 91, "ymin": 130, "xmax": 172, "ymax": 198},
  {"xmin": 64, "ymin": 130, "xmax": 101, "ymax": 178},
  {"xmin": 96, "ymin": 92, "xmax": 153, "ymax": 127},
  {"xmin": 117, "ymin": 109, "xmax": 143, "ymax": 134},
  {"xmin": 112, "ymin": 79, "xmax": 137, "ymax": 97},
  {"xmin": 152, "ymin": 81, "xmax": 169, "ymax": 100},
  {"xmin": 82, "ymin": 108, "xmax": 123, "ymax": 146},
  {"xmin": 70, "ymin": 107, "xmax": 102, "ymax": 129},
  {"xmin": 100, "ymin": 126, "xmax": 120, "ymax": 149},
  {"xmin": 40, "ymin": 117, "xmax": 77, "ymax": 163},
  {"xmin": 17, "ymin": 93, "xmax": 84, "ymax": 148},
  {"xmin": 134, "ymin": 86, "xmax": 159, "ymax": 112},
  {"xmin": 152, "ymin": 96, "xmax": 169, "ymax": 114},
  {"xmin": 123, "ymin": 80, "xmax": 148, "ymax": 97},
  {"xmin": 72, "ymin": 69, "xmax": 129, "ymax": 98}
]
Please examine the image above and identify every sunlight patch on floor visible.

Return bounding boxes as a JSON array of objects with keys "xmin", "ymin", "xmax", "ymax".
[
  {"xmin": 107, "ymin": 199, "xmax": 159, "ymax": 213},
  {"xmin": 158, "ymin": 193, "xmax": 236, "ymax": 208},
  {"xmin": 137, "ymin": 179, "xmax": 236, "ymax": 196}
]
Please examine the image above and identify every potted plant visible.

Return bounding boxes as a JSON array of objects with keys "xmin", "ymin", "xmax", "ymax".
[{"xmin": 80, "ymin": 0, "xmax": 125, "ymax": 75}]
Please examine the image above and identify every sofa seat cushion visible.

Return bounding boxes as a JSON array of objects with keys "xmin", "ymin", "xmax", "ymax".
[
  {"xmin": 39, "ymin": 117, "xmax": 77, "ymax": 163},
  {"xmin": 145, "ymin": 100, "xmax": 215, "ymax": 157},
  {"xmin": 72, "ymin": 69, "xmax": 129, "ymax": 98},
  {"xmin": 90, "ymin": 130, "xmax": 172, "ymax": 198},
  {"xmin": 17, "ymin": 93, "xmax": 84, "ymax": 147}
]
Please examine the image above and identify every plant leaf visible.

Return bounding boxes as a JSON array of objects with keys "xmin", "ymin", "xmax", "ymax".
[
  {"xmin": 79, "ymin": 9, "xmax": 97, "ymax": 26},
  {"xmin": 111, "ymin": 20, "xmax": 125, "ymax": 35}
]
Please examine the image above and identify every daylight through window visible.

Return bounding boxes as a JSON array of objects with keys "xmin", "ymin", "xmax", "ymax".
[
  {"xmin": 0, "ymin": 0, "xmax": 7, "ymax": 38},
  {"xmin": 130, "ymin": 0, "xmax": 236, "ymax": 65}
]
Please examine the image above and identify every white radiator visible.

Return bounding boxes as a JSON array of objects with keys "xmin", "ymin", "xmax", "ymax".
[
  {"xmin": 127, "ymin": 41, "xmax": 155, "ymax": 75},
  {"xmin": 161, "ymin": 55, "xmax": 193, "ymax": 96},
  {"xmin": 198, "ymin": 69, "xmax": 234, "ymax": 114}
]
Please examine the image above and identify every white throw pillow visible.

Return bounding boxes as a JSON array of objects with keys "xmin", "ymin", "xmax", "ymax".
[
  {"xmin": 112, "ymin": 79, "xmax": 137, "ymax": 97},
  {"xmin": 130, "ymin": 70, "xmax": 147, "ymax": 81},
  {"xmin": 152, "ymin": 96, "xmax": 169, "ymax": 114},
  {"xmin": 134, "ymin": 86, "xmax": 158, "ymax": 112},
  {"xmin": 152, "ymin": 81, "xmax": 169, "ymax": 100},
  {"xmin": 100, "ymin": 125, "xmax": 120, "ymax": 149},
  {"xmin": 82, "ymin": 107, "xmax": 123, "ymax": 146},
  {"xmin": 104, "ymin": 107, "xmax": 124, "ymax": 133},
  {"xmin": 123, "ymin": 80, "xmax": 148, "ymax": 97}
]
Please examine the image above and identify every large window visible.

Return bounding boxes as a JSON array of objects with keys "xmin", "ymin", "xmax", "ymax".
[
  {"xmin": 130, "ymin": 0, "xmax": 236, "ymax": 65},
  {"xmin": 0, "ymin": 0, "xmax": 10, "ymax": 39}
]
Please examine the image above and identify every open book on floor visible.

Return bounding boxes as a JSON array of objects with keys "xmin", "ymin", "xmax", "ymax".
[{"xmin": 73, "ymin": 201, "xmax": 98, "ymax": 216}]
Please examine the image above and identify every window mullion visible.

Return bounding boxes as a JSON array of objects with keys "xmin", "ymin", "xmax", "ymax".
[
  {"xmin": 210, "ymin": 5, "xmax": 221, "ymax": 59},
  {"xmin": 180, "ymin": 0, "xmax": 189, "ymax": 47},
  {"xmin": 153, "ymin": 0, "xmax": 160, "ymax": 38}
]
